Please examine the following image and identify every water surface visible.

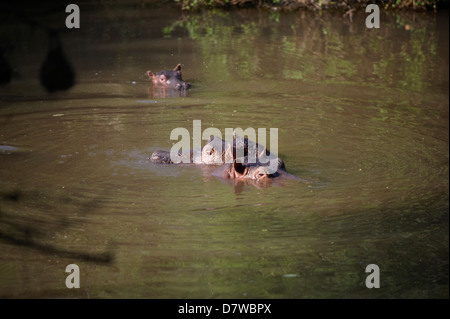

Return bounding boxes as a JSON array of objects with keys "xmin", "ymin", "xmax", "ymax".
[{"xmin": 0, "ymin": 3, "xmax": 448, "ymax": 298}]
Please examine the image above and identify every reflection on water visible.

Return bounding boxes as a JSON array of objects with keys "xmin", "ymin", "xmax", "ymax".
[
  {"xmin": 148, "ymin": 85, "xmax": 190, "ymax": 98},
  {"xmin": 0, "ymin": 2, "xmax": 448, "ymax": 298}
]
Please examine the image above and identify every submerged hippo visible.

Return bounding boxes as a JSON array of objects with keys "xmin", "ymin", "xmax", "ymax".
[
  {"xmin": 150, "ymin": 149, "xmax": 173, "ymax": 164},
  {"xmin": 149, "ymin": 147, "xmax": 201, "ymax": 165},
  {"xmin": 147, "ymin": 64, "xmax": 191, "ymax": 90}
]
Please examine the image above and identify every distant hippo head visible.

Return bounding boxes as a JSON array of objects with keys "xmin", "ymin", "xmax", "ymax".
[{"xmin": 147, "ymin": 64, "xmax": 191, "ymax": 90}]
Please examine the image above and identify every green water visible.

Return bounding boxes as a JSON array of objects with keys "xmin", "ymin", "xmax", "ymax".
[{"xmin": 0, "ymin": 3, "xmax": 448, "ymax": 298}]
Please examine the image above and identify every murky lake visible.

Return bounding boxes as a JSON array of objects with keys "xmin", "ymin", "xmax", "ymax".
[{"xmin": 0, "ymin": 2, "xmax": 448, "ymax": 298}]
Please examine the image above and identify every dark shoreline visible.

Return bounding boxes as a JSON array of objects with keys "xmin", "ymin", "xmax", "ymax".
[{"xmin": 174, "ymin": 0, "xmax": 448, "ymax": 11}]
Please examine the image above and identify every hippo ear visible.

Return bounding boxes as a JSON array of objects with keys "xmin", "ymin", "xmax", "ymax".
[
  {"xmin": 147, "ymin": 71, "xmax": 155, "ymax": 79},
  {"xmin": 207, "ymin": 135, "xmax": 215, "ymax": 143},
  {"xmin": 173, "ymin": 64, "xmax": 182, "ymax": 71}
]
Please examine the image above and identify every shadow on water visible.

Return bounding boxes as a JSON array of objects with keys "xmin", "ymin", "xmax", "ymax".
[
  {"xmin": 0, "ymin": 3, "xmax": 76, "ymax": 92},
  {"xmin": 0, "ymin": 188, "xmax": 114, "ymax": 264},
  {"xmin": 296, "ymin": 192, "xmax": 449, "ymax": 298}
]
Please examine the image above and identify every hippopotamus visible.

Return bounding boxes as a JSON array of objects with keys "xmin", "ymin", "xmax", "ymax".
[
  {"xmin": 147, "ymin": 64, "xmax": 191, "ymax": 90},
  {"xmin": 149, "ymin": 134, "xmax": 310, "ymax": 186}
]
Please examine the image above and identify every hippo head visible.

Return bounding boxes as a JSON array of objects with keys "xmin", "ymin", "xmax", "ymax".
[
  {"xmin": 201, "ymin": 134, "xmax": 253, "ymax": 166},
  {"xmin": 147, "ymin": 64, "xmax": 191, "ymax": 90}
]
